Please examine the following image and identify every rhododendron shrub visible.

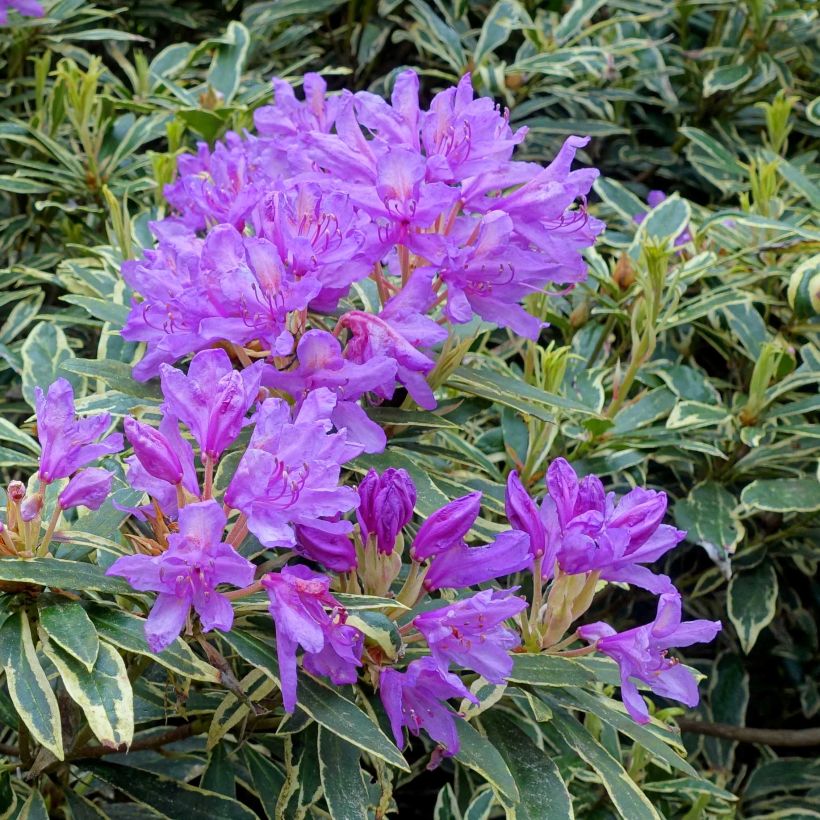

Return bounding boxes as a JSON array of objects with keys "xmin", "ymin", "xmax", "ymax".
[{"xmin": 0, "ymin": 70, "xmax": 724, "ymax": 818}]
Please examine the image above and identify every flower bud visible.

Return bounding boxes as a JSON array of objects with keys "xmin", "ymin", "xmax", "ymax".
[
  {"xmin": 20, "ymin": 495, "xmax": 41, "ymax": 522},
  {"xmin": 7, "ymin": 481, "xmax": 25, "ymax": 503},
  {"xmin": 411, "ymin": 492, "xmax": 481, "ymax": 562},
  {"xmin": 124, "ymin": 417, "xmax": 183, "ymax": 484},
  {"xmin": 58, "ymin": 468, "xmax": 113, "ymax": 511},
  {"xmin": 357, "ymin": 468, "xmax": 416, "ymax": 555}
]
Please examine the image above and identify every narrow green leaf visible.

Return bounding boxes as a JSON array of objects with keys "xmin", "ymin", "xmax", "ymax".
[
  {"xmin": 207, "ymin": 21, "xmax": 250, "ymax": 103},
  {"xmin": 83, "ymin": 762, "xmax": 256, "ymax": 820},
  {"xmin": 222, "ymin": 629, "xmax": 409, "ymax": 770},
  {"xmin": 87, "ymin": 606, "xmax": 219, "ymax": 683},
  {"xmin": 38, "ymin": 601, "xmax": 100, "ymax": 671},
  {"xmin": 20, "ymin": 322, "xmax": 80, "ymax": 408},
  {"xmin": 41, "ymin": 637, "xmax": 133, "ymax": 749},
  {"xmin": 728, "ymin": 562, "xmax": 778, "ymax": 653},
  {"xmin": 481, "ymin": 712, "xmax": 571, "ymax": 819},
  {"xmin": 318, "ymin": 728, "xmax": 369, "ymax": 820},
  {"xmin": 740, "ymin": 478, "xmax": 820, "ymax": 513},
  {"xmin": 506, "ymin": 654, "xmax": 594, "ymax": 688},
  {"xmin": 545, "ymin": 703, "xmax": 661, "ymax": 819},
  {"xmin": 0, "ymin": 611, "xmax": 63, "ymax": 760},
  {"xmin": 0, "ymin": 559, "xmax": 130, "ymax": 594},
  {"xmin": 453, "ymin": 719, "xmax": 518, "ymax": 802},
  {"xmin": 18, "ymin": 790, "xmax": 48, "ymax": 820}
]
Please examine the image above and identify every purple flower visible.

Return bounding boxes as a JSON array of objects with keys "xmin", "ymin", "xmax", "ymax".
[
  {"xmin": 119, "ymin": 415, "xmax": 199, "ymax": 521},
  {"xmin": 0, "ymin": 0, "xmax": 44, "ymax": 24},
  {"xmin": 251, "ymin": 184, "xmax": 379, "ymax": 312},
  {"xmin": 294, "ymin": 524, "xmax": 357, "ymax": 573},
  {"xmin": 58, "ymin": 468, "xmax": 113, "ymax": 511},
  {"xmin": 357, "ymin": 468, "xmax": 416, "ymax": 554},
  {"xmin": 262, "ymin": 565, "xmax": 363, "ymax": 712},
  {"xmin": 380, "ymin": 657, "xmax": 476, "ymax": 756},
  {"xmin": 262, "ymin": 330, "xmax": 395, "ymax": 454},
  {"xmin": 634, "ymin": 191, "xmax": 692, "ymax": 247},
  {"xmin": 107, "ymin": 501, "xmax": 255, "ymax": 652},
  {"xmin": 423, "ymin": 530, "xmax": 531, "ymax": 591},
  {"xmin": 254, "ymin": 73, "xmax": 342, "ymax": 152},
  {"xmin": 413, "ymin": 589, "xmax": 526, "ymax": 683},
  {"xmin": 505, "ymin": 470, "xmax": 548, "ymax": 560},
  {"xmin": 224, "ymin": 389, "xmax": 359, "ymax": 550},
  {"xmin": 124, "ymin": 417, "xmax": 184, "ymax": 485},
  {"xmin": 34, "ymin": 378, "xmax": 123, "ymax": 483},
  {"xmin": 411, "ymin": 492, "xmax": 482, "ymax": 561},
  {"xmin": 160, "ymin": 349, "xmax": 263, "ymax": 461},
  {"xmin": 513, "ymin": 458, "xmax": 686, "ymax": 593},
  {"xmin": 340, "ymin": 309, "xmax": 439, "ymax": 411},
  {"xmin": 163, "ymin": 132, "xmax": 290, "ymax": 233},
  {"xmin": 578, "ymin": 591, "xmax": 722, "ymax": 723}
]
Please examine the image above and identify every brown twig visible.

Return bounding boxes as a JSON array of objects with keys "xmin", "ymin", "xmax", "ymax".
[
  {"xmin": 71, "ymin": 721, "xmax": 203, "ymax": 761},
  {"xmin": 677, "ymin": 718, "xmax": 820, "ymax": 748}
]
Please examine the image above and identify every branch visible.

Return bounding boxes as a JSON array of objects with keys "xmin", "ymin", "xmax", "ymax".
[
  {"xmin": 677, "ymin": 718, "xmax": 820, "ymax": 748},
  {"xmin": 71, "ymin": 721, "xmax": 203, "ymax": 761}
]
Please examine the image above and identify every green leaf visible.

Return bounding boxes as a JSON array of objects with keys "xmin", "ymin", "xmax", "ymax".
[
  {"xmin": 87, "ymin": 606, "xmax": 219, "ymax": 683},
  {"xmin": 0, "ymin": 770, "xmax": 16, "ymax": 818},
  {"xmin": 18, "ymin": 790, "xmax": 48, "ymax": 820},
  {"xmin": 20, "ymin": 322, "xmax": 80, "ymax": 408},
  {"xmin": 222, "ymin": 629, "xmax": 409, "ymax": 770},
  {"xmin": 740, "ymin": 478, "xmax": 820, "ymax": 513},
  {"xmin": 208, "ymin": 21, "xmax": 250, "ymax": 104},
  {"xmin": 545, "ymin": 688, "xmax": 696, "ymax": 777},
  {"xmin": 59, "ymin": 358, "xmax": 161, "ymax": 400},
  {"xmin": 463, "ymin": 789, "xmax": 495, "ymax": 820},
  {"xmin": 0, "ymin": 559, "xmax": 130, "ymax": 594},
  {"xmin": 364, "ymin": 406, "xmax": 458, "ymax": 429},
  {"xmin": 473, "ymin": 0, "xmax": 529, "ymax": 67},
  {"xmin": 434, "ymin": 784, "xmax": 461, "ymax": 820},
  {"xmin": 703, "ymin": 63, "xmax": 753, "ymax": 96},
  {"xmin": 0, "ymin": 416, "xmax": 40, "ymax": 454},
  {"xmin": 545, "ymin": 703, "xmax": 661, "ymax": 819},
  {"xmin": 506, "ymin": 653, "xmax": 594, "ymax": 688},
  {"xmin": 83, "ymin": 762, "xmax": 257, "ymax": 820},
  {"xmin": 675, "ymin": 483, "xmax": 745, "ymax": 563},
  {"xmin": 679, "ymin": 127, "xmax": 746, "ymax": 193},
  {"xmin": 40, "ymin": 637, "xmax": 133, "ymax": 749},
  {"xmin": 38, "ymin": 601, "xmax": 100, "ymax": 672},
  {"xmin": 0, "ymin": 611, "xmax": 63, "ymax": 760},
  {"xmin": 728, "ymin": 561, "xmax": 778, "ymax": 653},
  {"xmin": 666, "ymin": 400, "xmax": 730, "ymax": 430},
  {"xmin": 201, "ymin": 743, "xmax": 237, "ymax": 798},
  {"xmin": 0, "ymin": 293, "xmax": 44, "ymax": 345},
  {"xmin": 346, "ymin": 611, "xmax": 402, "ymax": 661},
  {"xmin": 448, "ymin": 367, "xmax": 597, "ymax": 419},
  {"xmin": 637, "ymin": 194, "xmax": 691, "ymax": 247},
  {"xmin": 704, "ymin": 653, "xmax": 749, "ymax": 770},
  {"xmin": 318, "ymin": 728, "xmax": 369, "ymax": 820},
  {"xmin": 453, "ymin": 719, "xmax": 518, "ymax": 802},
  {"xmin": 60, "ymin": 295, "xmax": 130, "ymax": 327},
  {"xmin": 480, "ymin": 712, "xmax": 571, "ymax": 819},
  {"xmin": 554, "ymin": 0, "xmax": 607, "ymax": 42},
  {"xmin": 241, "ymin": 745, "xmax": 285, "ymax": 820},
  {"xmin": 593, "ymin": 177, "xmax": 646, "ymax": 221}
]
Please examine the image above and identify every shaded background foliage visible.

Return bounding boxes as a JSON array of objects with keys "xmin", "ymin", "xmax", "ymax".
[{"xmin": 0, "ymin": 0, "xmax": 818, "ymax": 816}]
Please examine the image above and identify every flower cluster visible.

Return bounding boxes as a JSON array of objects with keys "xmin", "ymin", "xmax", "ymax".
[
  {"xmin": 0, "ymin": 379, "xmax": 121, "ymax": 559},
  {"xmin": 505, "ymin": 459, "xmax": 721, "ymax": 723},
  {"xmin": 123, "ymin": 71, "xmax": 603, "ymax": 437},
  {"xmin": 10, "ymin": 74, "xmax": 721, "ymax": 760}
]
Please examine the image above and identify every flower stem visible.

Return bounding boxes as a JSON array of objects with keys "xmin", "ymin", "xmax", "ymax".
[
  {"xmin": 37, "ymin": 505, "xmax": 62, "ymax": 557},
  {"xmin": 528, "ymin": 554, "xmax": 544, "ymax": 633},
  {"xmin": 227, "ymin": 513, "xmax": 248, "ymax": 547},
  {"xmin": 224, "ymin": 580, "xmax": 264, "ymax": 601},
  {"xmin": 203, "ymin": 455, "xmax": 215, "ymax": 500}
]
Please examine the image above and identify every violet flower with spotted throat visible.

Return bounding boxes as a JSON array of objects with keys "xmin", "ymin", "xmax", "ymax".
[
  {"xmin": 380, "ymin": 657, "xmax": 477, "ymax": 756},
  {"xmin": 262, "ymin": 565, "xmax": 363, "ymax": 712},
  {"xmin": 578, "ymin": 591, "xmax": 721, "ymax": 723},
  {"xmin": 224, "ymin": 388, "xmax": 359, "ymax": 551},
  {"xmin": 159, "ymin": 348, "xmax": 263, "ymax": 462},
  {"xmin": 413, "ymin": 589, "xmax": 526, "ymax": 684},
  {"xmin": 106, "ymin": 500, "xmax": 255, "ymax": 653},
  {"xmin": 34, "ymin": 378, "xmax": 123, "ymax": 484}
]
